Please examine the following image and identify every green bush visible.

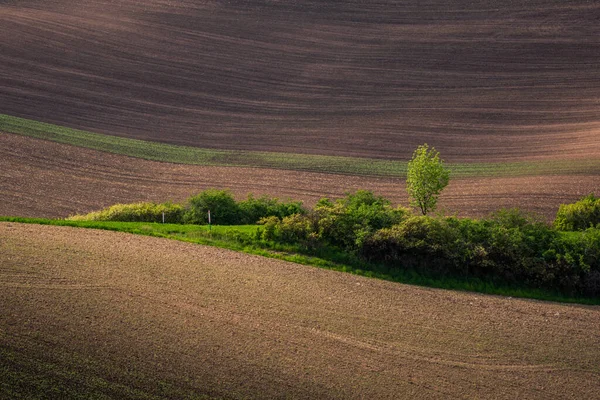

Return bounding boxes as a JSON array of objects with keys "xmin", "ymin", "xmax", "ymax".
[
  {"xmin": 184, "ymin": 190, "xmax": 305, "ymax": 225},
  {"xmin": 546, "ymin": 228, "xmax": 600, "ymax": 296},
  {"xmin": 277, "ymin": 214, "xmax": 315, "ymax": 244},
  {"xmin": 258, "ymin": 214, "xmax": 319, "ymax": 249},
  {"xmin": 263, "ymin": 190, "xmax": 412, "ymax": 251},
  {"xmin": 554, "ymin": 194, "xmax": 600, "ymax": 231},
  {"xmin": 361, "ymin": 216, "xmax": 464, "ymax": 276},
  {"xmin": 314, "ymin": 190, "xmax": 410, "ymax": 251},
  {"xmin": 184, "ymin": 189, "xmax": 240, "ymax": 225},
  {"xmin": 258, "ymin": 216, "xmax": 280, "ymax": 241},
  {"xmin": 483, "ymin": 212, "xmax": 557, "ymax": 287},
  {"xmin": 238, "ymin": 194, "xmax": 304, "ymax": 224},
  {"xmin": 68, "ymin": 202, "xmax": 184, "ymax": 223},
  {"xmin": 490, "ymin": 207, "xmax": 544, "ymax": 229}
]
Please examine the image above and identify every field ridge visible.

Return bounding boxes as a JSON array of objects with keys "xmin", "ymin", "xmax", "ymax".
[{"xmin": 3, "ymin": 114, "xmax": 600, "ymax": 178}]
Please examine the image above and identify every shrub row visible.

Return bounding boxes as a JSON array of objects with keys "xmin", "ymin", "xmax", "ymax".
[
  {"xmin": 183, "ymin": 190, "xmax": 304, "ymax": 225},
  {"xmin": 257, "ymin": 194, "xmax": 599, "ymax": 297},
  {"xmin": 69, "ymin": 191, "xmax": 599, "ymax": 297},
  {"xmin": 68, "ymin": 202, "xmax": 184, "ymax": 223},
  {"xmin": 361, "ymin": 210, "xmax": 600, "ymax": 296},
  {"xmin": 258, "ymin": 190, "xmax": 410, "ymax": 250},
  {"xmin": 68, "ymin": 190, "xmax": 304, "ymax": 225}
]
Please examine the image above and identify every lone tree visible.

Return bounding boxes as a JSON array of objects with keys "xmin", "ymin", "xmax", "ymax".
[{"xmin": 406, "ymin": 144, "xmax": 450, "ymax": 215}]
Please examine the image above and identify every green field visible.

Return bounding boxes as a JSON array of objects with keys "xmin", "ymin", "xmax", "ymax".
[{"xmin": 3, "ymin": 114, "xmax": 599, "ymax": 178}]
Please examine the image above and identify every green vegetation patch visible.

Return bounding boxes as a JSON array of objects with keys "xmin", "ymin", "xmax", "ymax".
[
  {"xmin": 3, "ymin": 114, "xmax": 599, "ymax": 177},
  {"xmin": 68, "ymin": 202, "xmax": 185, "ymax": 224},
  {"xmin": 1, "ymin": 216, "xmax": 598, "ymax": 305},
  {"xmin": 554, "ymin": 193, "xmax": 600, "ymax": 231},
  {"xmin": 66, "ymin": 191, "xmax": 304, "ymax": 226}
]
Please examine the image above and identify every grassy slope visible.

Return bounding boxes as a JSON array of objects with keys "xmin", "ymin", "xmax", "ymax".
[
  {"xmin": 2, "ymin": 114, "xmax": 600, "ymax": 178},
  {"xmin": 2, "ymin": 217, "xmax": 596, "ymax": 305}
]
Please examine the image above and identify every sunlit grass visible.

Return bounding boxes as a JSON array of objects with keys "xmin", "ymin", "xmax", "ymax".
[{"xmin": 3, "ymin": 114, "xmax": 599, "ymax": 178}]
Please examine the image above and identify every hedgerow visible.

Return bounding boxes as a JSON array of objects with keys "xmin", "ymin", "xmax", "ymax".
[
  {"xmin": 238, "ymin": 194, "xmax": 304, "ymax": 224},
  {"xmin": 360, "ymin": 208, "xmax": 600, "ymax": 297},
  {"xmin": 69, "ymin": 189, "xmax": 304, "ymax": 226},
  {"xmin": 257, "ymin": 190, "xmax": 410, "ymax": 251},
  {"xmin": 255, "ymin": 193, "xmax": 599, "ymax": 297},
  {"xmin": 184, "ymin": 190, "xmax": 305, "ymax": 225},
  {"xmin": 68, "ymin": 202, "xmax": 184, "ymax": 223},
  {"xmin": 67, "ymin": 191, "xmax": 599, "ymax": 298}
]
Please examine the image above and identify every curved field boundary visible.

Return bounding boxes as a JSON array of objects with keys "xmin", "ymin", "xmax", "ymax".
[
  {"xmin": 3, "ymin": 114, "xmax": 600, "ymax": 178},
  {"xmin": 2, "ymin": 216, "xmax": 597, "ymax": 306}
]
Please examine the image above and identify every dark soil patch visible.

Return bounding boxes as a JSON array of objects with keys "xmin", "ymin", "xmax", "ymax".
[{"xmin": 1, "ymin": 1, "xmax": 599, "ymax": 161}]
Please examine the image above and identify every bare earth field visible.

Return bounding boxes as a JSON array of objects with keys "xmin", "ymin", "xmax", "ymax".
[
  {"xmin": 2, "ymin": 2, "xmax": 599, "ymax": 398},
  {"xmin": 1, "ymin": 0, "xmax": 599, "ymax": 161},
  {"xmin": 1, "ymin": 223, "xmax": 599, "ymax": 399},
  {"xmin": 2, "ymin": 133, "xmax": 599, "ymax": 220}
]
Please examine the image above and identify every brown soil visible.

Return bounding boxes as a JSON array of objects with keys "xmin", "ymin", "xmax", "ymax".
[
  {"xmin": 1, "ymin": 1, "xmax": 599, "ymax": 162},
  {"xmin": 2, "ymin": 133, "xmax": 599, "ymax": 220},
  {"xmin": 1, "ymin": 223, "xmax": 599, "ymax": 399}
]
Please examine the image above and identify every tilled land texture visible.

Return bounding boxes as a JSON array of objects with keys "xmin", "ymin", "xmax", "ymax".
[
  {"xmin": 1, "ymin": 1, "xmax": 599, "ymax": 162},
  {"xmin": 1, "ymin": 223, "xmax": 599, "ymax": 399},
  {"xmin": 2, "ymin": 133, "xmax": 599, "ymax": 220}
]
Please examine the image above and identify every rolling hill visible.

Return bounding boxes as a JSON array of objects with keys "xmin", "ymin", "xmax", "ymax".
[
  {"xmin": 2, "ymin": 223, "xmax": 599, "ymax": 399},
  {"xmin": 1, "ymin": 0, "xmax": 599, "ymax": 161},
  {"xmin": 2, "ymin": 3, "xmax": 599, "ymax": 398}
]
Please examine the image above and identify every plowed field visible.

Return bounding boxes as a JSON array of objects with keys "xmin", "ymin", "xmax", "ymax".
[
  {"xmin": 1, "ymin": 0, "xmax": 599, "ymax": 161},
  {"xmin": 1, "ymin": 223, "xmax": 599, "ymax": 399},
  {"xmin": 3, "ymin": 133, "xmax": 599, "ymax": 219}
]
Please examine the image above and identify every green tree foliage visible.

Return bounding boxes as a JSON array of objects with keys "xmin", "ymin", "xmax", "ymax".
[
  {"xmin": 315, "ymin": 190, "xmax": 410, "ymax": 250},
  {"xmin": 184, "ymin": 189, "xmax": 240, "ymax": 225},
  {"xmin": 238, "ymin": 194, "xmax": 304, "ymax": 225},
  {"xmin": 258, "ymin": 190, "xmax": 410, "ymax": 252},
  {"xmin": 70, "ymin": 189, "xmax": 304, "ymax": 226},
  {"xmin": 184, "ymin": 189, "xmax": 305, "ymax": 225},
  {"xmin": 554, "ymin": 193, "xmax": 600, "ymax": 231},
  {"xmin": 406, "ymin": 144, "xmax": 450, "ymax": 215},
  {"xmin": 361, "ymin": 208, "xmax": 600, "ymax": 297}
]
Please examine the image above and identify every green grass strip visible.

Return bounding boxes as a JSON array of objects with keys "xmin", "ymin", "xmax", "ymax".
[
  {"xmin": 3, "ymin": 114, "xmax": 599, "ymax": 178},
  {"xmin": 2, "ymin": 217, "xmax": 598, "ymax": 305}
]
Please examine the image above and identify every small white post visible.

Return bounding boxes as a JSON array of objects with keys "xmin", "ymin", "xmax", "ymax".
[{"xmin": 162, "ymin": 211, "xmax": 165, "ymax": 224}]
